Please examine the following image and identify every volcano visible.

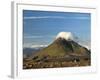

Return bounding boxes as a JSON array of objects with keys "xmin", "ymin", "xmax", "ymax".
[
  {"xmin": 32, "ymin": 32, "xmax": 90, "ymax": 61},
  {"xmin": 23, "ymin": 32, "xmax": 91, "ymax": 69}
]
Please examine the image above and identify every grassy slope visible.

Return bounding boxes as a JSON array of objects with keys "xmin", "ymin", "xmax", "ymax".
[{"xmin": 34, "ymin": 38, "xmax": 90, "ymax": 58}]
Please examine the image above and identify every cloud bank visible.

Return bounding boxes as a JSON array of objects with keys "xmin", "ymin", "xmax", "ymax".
[{"xmin": 24, "ymin": 16, "xmax": 89, "ymax": 20}]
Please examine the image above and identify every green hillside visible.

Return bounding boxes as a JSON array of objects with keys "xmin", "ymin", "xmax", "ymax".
[{"xmin": 33, "ymin": 38, "xmax": 90, "ymax": 59}]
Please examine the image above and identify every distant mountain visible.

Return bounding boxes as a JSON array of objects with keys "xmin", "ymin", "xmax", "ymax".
[{"xmin": 23, "ymin": 47, "xmax": 44, "ymax": 58}]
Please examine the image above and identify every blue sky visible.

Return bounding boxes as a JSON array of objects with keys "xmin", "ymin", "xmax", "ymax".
[{"xmin": 23, "ymin": 10, "xmax": 91, "ymax": 48}]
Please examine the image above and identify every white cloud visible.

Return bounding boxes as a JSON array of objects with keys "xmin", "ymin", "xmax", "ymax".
[
  {"xmin": 24, "ymin": 35, "xmax": 55, "ymax": 39},
  {"xmin": 24, "ymin": 36, "xmax": 44, "ymax": 38},
  {"xmin": 74, "ymin": 17, "xmax": 90, "ymax": 20},
  {"xmin": 24, "ymin": 16, "xmax": 89, "ymax": 20},
  {"xmin": 56, "ymin": 32, "xmax": 74, "ymax": 41},
  {"xmin": 30, "ymin": 45, "xmax": 48, "ymax": 48},
  {"xmin": 78, "ymin": 41, "xmax": 91, "ymax": 50},
  {"xmin": 23, "ymin": 44, "xmax": 48, "ymax": 49},
  {"xmin": 24, "ymin": 16, "xmax": 66, "ymax": 19}
]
